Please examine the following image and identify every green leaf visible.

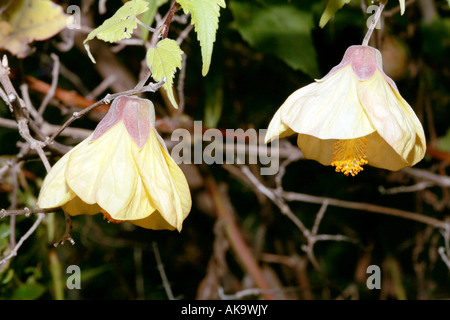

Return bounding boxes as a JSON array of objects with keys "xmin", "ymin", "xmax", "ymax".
[
  {"xmin": 146, "ymin": 38, "xmax": 184, "ymax": 109},
  {"xmin": 319, "ymin": 0, "xmax": 351, "ymax": 28},
  {"xmin": 84, "ymin": 0, "xmax": 149, "ymax": 63},
  {"xmin": 230, "ymin": 1, "xmax": 319, "ymax": 78},
  {"xmin": 439, "ymin": 128, "xmax": 450, "ymax": 152},
  {"xmin": 204, "ymin": 73, "xmax": 223, "ymax": 128},
  {"xmin": 0, "ymin": 223, "xmax": 9, "ymax": 252},
  {"xmin": 79, "ymin": 265, "xmax": 111, "ymax": 283},
  {"xmin": 0, "ymin": 223, "xmax": 10, "ymax": 238},
  {"xmin": 1, "ymin": 268, "xmax": 14, "ymax": 285},
  {"xmin": 176, "ymin": 0, "xmax": 226, "ymax": 76},
  {"xmin": 0, "ymin": 0, "xmax": 71, "ymax": 58},
  {"xmin": 0, "ymin": 238, "xmax": 7, "ymax": 252},
  {"xmin": 140, "ymin": 0, "xmax": 169, "ymax": 41},
  {"xmin": 11, "ymin": 282, "xmax": 46, "ymax": 300}
]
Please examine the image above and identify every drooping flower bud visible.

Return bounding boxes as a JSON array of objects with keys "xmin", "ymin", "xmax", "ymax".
[
  {"xmin": 38, "ymin": 96, "xmax": 191, "ymax": 231},
  {"xmin": 265, "ymin": 45, "xmax": 426, "ymax": 176}
]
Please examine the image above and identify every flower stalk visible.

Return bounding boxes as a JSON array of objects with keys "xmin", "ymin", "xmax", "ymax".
[{"xmin": 362, "ymin": 0, "xmax": 388, "ymax": 46}]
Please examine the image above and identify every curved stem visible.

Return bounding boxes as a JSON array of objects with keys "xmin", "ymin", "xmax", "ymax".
[
  {"xmin": 362, "ymin": 0, "xmax": 387, "ymax": 46},
  {"xmin": 162, "ymin": 1, "xmax": 180, "ymax": 39}
]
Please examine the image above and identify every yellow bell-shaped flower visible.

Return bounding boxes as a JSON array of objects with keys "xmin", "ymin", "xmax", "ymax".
[
  {"xmin": 265, "ymin": 45, "xmax": 426, "ymax": 176},
  {"xmin": 37, "ymin": 96, "xmax": 191, "ymax": 231}
]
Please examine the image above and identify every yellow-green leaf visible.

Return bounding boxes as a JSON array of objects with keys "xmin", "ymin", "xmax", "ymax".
[
  {"xmin": 0, "ymin": 0, "xmax": 71, "ymax": 58},
  {"xmin": 399, "ymin": 0, "xmax": 405, "ymax": 15},
  {"xmin": 176, "ymin": 0, "xmax": 226, "ymax": 76},
  {"xmin": 319, "ymin": 0, "xmax": 351, "ymax": 28},
  {"xmin": 146, "ymin": 38, "xmax": 184, "ymax": 109},
  {"xmin": 84, "ymin": 0, "xmax": 149, "ymax": 63}
]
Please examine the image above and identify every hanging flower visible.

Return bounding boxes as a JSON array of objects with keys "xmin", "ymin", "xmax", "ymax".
[
  {"xmin": 37, "ymin": 96, "xmax": 192, "ymax": 231},
  {"xmin": 265, "ymin": 45, "xmax": 426, "ymax": 176}
]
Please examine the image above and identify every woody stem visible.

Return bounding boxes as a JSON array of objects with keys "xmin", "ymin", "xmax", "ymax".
[{"xmin": 362, "ymin": 0, "xmax": 388, "ymax": 46}]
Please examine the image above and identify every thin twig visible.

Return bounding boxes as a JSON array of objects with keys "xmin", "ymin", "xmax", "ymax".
[
  {"xmin": 0, "ymin": 213, "xmax": 45, "ymax": 265},
  {"xmin": 134, "ymin": 247, "xmax": 145, "ymax": 299},
  {"xmin": 135, "ymin": 69, "xmax": 152, "ymax": 91},
  {"xmin": 38, "ymin": 53, "xmax": 60, "ymax": 116},
  {"xmin": 176, "ymin": 54, "xmax": 187, "ymax": 114},
  {"xmin": 45, "ymin": 79, "xmax": 166, "ymax": 146},
  {"xmin": 311, "ymin": 200, "xmax": 329, "ymax": 236},
  {"xmin": 20, "ymin": 83, "xmax": 43, "ymax": 124},
  {"xmin": 176, "ymin": 24, "xmax": 194, "ymax": 45},
  {"xmin": 438, "ymin": 222, "xmax": 450, "ymax": 270},
  {"xmin": 136, "ymin": 18, "xmax": 157, "ymax": 33},
  {"xmin": 402, "ymin": 167, "xmax": 450, "ymax": 187},
  {"xmin": 53, "ymin": 211, "xmax": 75, "ymax": 247},
  {"xmin": 7, "ymin": 160, "xmax": 20, "ymax": 251},
  {"xmin": 98, "ymin": 0, "xmax": 107, "ymax": 14},
  {"xmin": 218, "ymin": 287, "xmax": 263, "ymax": 300},
  {"xmin": 85, "ymin": 75, "xmax": 116, "ymax": 100},
  {"xmin": 162, "ymin": 1, "xmax": 180, "ymax": 39},
  {"xmin": 438, "ymin": 247, "xmax": 450, "ymax": 269},
  {"xmin": 281, "ymin": 190, "xmax": 446, "ymax": 229},
  {"xmin": 241, "ymin": 165, "xmax": 310, "ymax": 236},
  {"xmin": 274, "ymin": 142, "xmax": 303, "ymax": 190},
  {"xmin": 152, "ymin": 241, "xmax": 175, "ymax": 300},
  {"xmin": 378, "ymin": 181, "xmax": 433, "ymax": 195},
  {"xmin": 0, "ymin": 206, "xmax": 61, "ymax": 218},
  {"xmin": 0, "ymin": 56, "xmax": 52, "ymax": 172},
  {"xmin": 17, "ymin": 119, "xmax": 51, "ymax": 172},
  {"xmin": 233, "ymin": 164, "xmax": 447, "ymax": 271}
]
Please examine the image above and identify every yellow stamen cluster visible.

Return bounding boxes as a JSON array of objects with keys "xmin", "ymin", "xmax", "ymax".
[
  {"xmin": 101, "ymin": 210, "xmax": 125, "ymax": 224},
  {"xmin": 331, "ymin": 137, "xmax": 368, "ymax": 176}
]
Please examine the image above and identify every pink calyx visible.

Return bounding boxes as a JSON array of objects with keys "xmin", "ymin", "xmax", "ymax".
[
  {"xmin": 318, "ymin": 45, "xmax": 398, "ymax": 92},
  {"xmin": 91, "ymin": 96, "xmax": 152, "ymax": 149}
]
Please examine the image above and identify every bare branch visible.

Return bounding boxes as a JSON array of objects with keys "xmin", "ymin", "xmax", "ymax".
[
  {"xmin": 0, "ymin": 213, "xmax": 45, "ymax": 266},
  {"xmin": 45, "ymin": 79, "xmax": 166, "ymax": 146},
  {"xmin": 0, "ymin": 206, "xmax": 60, "ymax": 218},
  {"xmin": 152, "ymin": 241, "xmax": 175, "ymax": 300},
  {"xmin": 281, "ymin": 190, "xmax": 446, "ymax": 229},
  {"xmin": 38, "ymin": 53, "xmax": 60, "ymax": 117},
  {"xmin": 53, "ymin": 212, "xmax": 75, "ymax": 247}
]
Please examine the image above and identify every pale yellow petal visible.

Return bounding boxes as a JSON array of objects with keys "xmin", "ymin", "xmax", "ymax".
[
  {"xmin": 111, "ymin": 174, "xmax": 158, "ymax": 221},
  {"xmin": 66, "ymin": 124, "xmax": 136, "ymax": 216},
  {"xmin": 134, "ymin": 128, "xmax": 191, "ymax": 231},
  {"xmin": 297, "ymin": 132, "xmax": 409, "ymax": 171},
  {"xmin": 365, "ymin": 132, "xmax": 409, "ymax": 171},
  {"xmin": 161, "ymin": 142, "xmax": 192, "ymax": 223},
  {"xmin": 281, "ymin": 66, "xmax": 375, "ymax": 140},
  {"xmin": 62, "ymin": 196, "xmax": 102, "ymax": 216},
  {"xmin": 358, "ymin": 71, "xmax": 426, "ymax": 166},
  {"xmin": 37, "ymin": 144, "xmax": 77, "ymax": 208},
  {"xmin": 264, "ymin": 107, "xmax": 295, "ymax": 143},
  {"xmin": 129, "ymin": 211, "xmax": 176, "ymax": 230},
  {"xmin": 296, "ymin": 134, "xmax": 335, "ymax": 166}
]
